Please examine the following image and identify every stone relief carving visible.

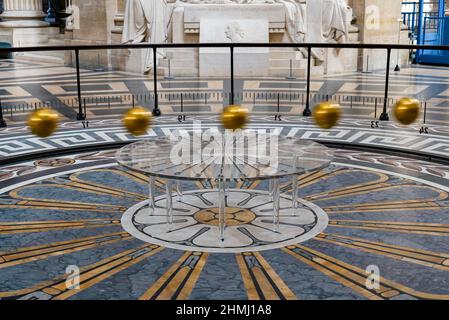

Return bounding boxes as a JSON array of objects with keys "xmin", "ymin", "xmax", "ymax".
[{"xmin": 225, "ymin": 22, "xmax": 246, "ymax": 42}]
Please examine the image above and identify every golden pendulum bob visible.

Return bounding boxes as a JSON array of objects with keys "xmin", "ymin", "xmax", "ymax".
[
  {"xmin": 313, "ymin": 102, "xmax": 342, "ymax": 129},
  {"xmin": 122, "ymin": 107, "xmax": 153, "ymax": 136},
  {"xmin": 221, "ymin": 105, "xmax": 249, "ymax": 130},
  {"xmin": 27, "ymin": 109, "xmax": 60, "ymax": 138},
  {"xmin": 393, "ymin": 97, "xmax": 420, "ymax": 126}
]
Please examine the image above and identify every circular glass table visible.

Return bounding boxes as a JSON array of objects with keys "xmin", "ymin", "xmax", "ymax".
[{"xmin": 116, "ymin": 132, "xmax": 334, "ymax": 241}]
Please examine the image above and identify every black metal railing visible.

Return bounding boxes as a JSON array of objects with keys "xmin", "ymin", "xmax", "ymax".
[
  {"xmin": 402, "ymin": 1, "xmax": 441, "ymax": 34},
  {"xmin": 0, "ymin": 42, "xmax": 449, "ymax": 128}
]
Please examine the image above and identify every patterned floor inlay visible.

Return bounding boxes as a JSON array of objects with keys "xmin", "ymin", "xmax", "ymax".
[
  {"xmin": 1, "ymin": 146, "xmax": 449, "ymax": 300},
  {"xmin": 121, "ymin": 189, "xmax": 328, "ymax": 253}
]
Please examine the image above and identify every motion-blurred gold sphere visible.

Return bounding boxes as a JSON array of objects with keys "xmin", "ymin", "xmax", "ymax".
[
  {"xmin": 394, "ymin": 98, "xmax": 420, "ymax": 125},
  {"xmin": 221, "ymin": 105, "xmax": 249, "ymax": 130},
  {"xmin": 27, "ymin": 109, "xmax": 60, "ymax": 138},
  {"xmin": 123, "ymin": 107, "xmax": 152, "ymax": 136},
  {"xmin": 313, "ymin": 102, "xmax": 342, "ymax": 129}
]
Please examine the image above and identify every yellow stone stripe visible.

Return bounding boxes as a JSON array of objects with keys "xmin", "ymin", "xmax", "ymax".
[
  {"xmin": 247, "ymin": 180, "xmax": 262, "ymax": 190},
  {"xmin": 10, "ymin": 189, "xmax": 127, "ymax": 211},
  {"xmin": 284, "ymin": 244, "xmax": 449, "ymax": 300},
  {"xmin": 0, "ymin": 232, "xmax": 131, "ymax": 268},
  {"xmin": 0, "ymin": 219, "xmax": 119, "ymax": 235},
  {"xmin": 311, "ymin": 184, "xmax": 435, "ymax": 203},
  {"xmin": 298, "ymin": 170, "xmax": 331, "ymax": 187},
  {"xmin": 280, "ymin": 170, "xmax": 330, "ymax": 191},
  {"xmin": 139, "ymin": 251, "xmax": 208, "ymax": 300},
  {"xmin": 304, "ymin": 171, "xmax": 389, "ymax": 200},
  {"xmin": 326, "ymin": 205, "xmax": 443, "ymax": 214},
  {"xmin": 236, "ymin": 253, "xmax": 260, "ymax": 300},
  {"xmin": 323, "ymin": 189, "xmax": 447, "ymax": 209},
  {"xmin": 0, "ymin": 202, "xmax": 123, "ymax": 213},
  {"xmin": 285, "ymin": 170, "xmax": 389, "ymax": 199},
  {"xmin": 67, "ymin": 182, "xmax": 146, "ymax": 200},
  {"xmin": 329, "ymin": 220, "xmax": 449, "ymax": 236},
  {"xmin": 236, "ymin": 252, "xmax": 297, "ymax": 300},
  {"xmin": 53, "ymin": 246, "xmax": 163, "ymax": 300},
  {"xmin": 326, "ymin": 202, "xmax": 439, "ymax": 210},
  {"xmin": 0, "ymin": 244, "xmax": 162, "ymax": 299},
  {"xmin": 315, "ymin": 234, "xmax": 449, "ymax": 270},
  {"xmin": 307, "ymin": 183, "xmax": 391, "ymax": 201},
  {"xmin": 282, "ymin": 245, "xmax": 385, "ymax": 300}
]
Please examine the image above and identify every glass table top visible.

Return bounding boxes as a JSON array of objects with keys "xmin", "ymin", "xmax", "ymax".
[{"xmin": 116, "ymin": 133, "xmax": 334, "ymax": 181}]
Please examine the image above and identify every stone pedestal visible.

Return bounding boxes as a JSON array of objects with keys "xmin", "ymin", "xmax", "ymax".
[
  {"xmin": 0, "ymin": 0, "xmax": 49, "ymax": 28},
  {"xmin": 67, "ymin": 0, "xmax": 119, "ymax": 69},
  {"xmin": 0, "ymin": 0, "xmax": 53, "ymax": 49},
  {"xmin": 200, "ymin": 19, "xmax": 269, "ymax": 77},
  {"xmin": 178, "ymin": 4, "xmax": 284, "ymax": 77},
  {"xmin": 349, "ymin": 0, "xmax": 407, "ymax": 71}
]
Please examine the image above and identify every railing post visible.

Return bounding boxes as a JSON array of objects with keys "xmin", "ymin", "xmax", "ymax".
[
  {"xmin": 152, "ymin": 46, "xmax": 161, "ymax": 116},
  {"xmin": 0, "ymin": 97, "xmax": 6, "ymax": 128},
  {"xmin": 75, "ymin": 49, "xmax": 85, "ymax": 121},
  {"xmin": 302, "ymin": 46, "xmax": 312, "ymax": 117},
  {"xmin": 380, "ymin": 48, "xmax": 391, "ymax": 121},
  {"xmin": 230, "ymin": 45, "xmax": 235, "ymax": 105}
]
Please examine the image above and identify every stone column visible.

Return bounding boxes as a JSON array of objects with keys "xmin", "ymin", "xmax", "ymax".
[{"xmin": 0, "ymin": 0, "xmax": 49, "ymax": 27}]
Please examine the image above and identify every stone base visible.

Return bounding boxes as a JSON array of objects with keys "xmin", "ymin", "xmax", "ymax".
[
  {"xmin": 0, "ymin": 26, "xmax": 58, "ymax": 48},
  {"xmin": 199, "ymin": 18, "xmax": 270, "ymax": 78}
]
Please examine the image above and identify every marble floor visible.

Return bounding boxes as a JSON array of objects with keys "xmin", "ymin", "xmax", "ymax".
[
  {"xmin": 2, "ymin": 58, "xmax": 449, "ymax": 125},
  {"xmin": 1, "ymin": 146, "xmax": 449, "ymax": 300},
  {"xmin": 1, "ymin": 117, "xmax": 449, "ymax": 300}
]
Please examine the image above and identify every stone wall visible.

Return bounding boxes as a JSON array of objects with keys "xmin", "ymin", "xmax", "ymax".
[
  {"xmin": 61, "ymin": 0, "xmax": 408, "ymax": 75},
  {"xmin": 65, "ymin": 0, "xmax": 120, "ymax": 69},
  {"xmin": 349, "ymin": 0, "xmax": 409, "ymax": 71}
]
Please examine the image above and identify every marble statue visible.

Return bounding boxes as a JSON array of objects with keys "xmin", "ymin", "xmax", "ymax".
[
  {"xmin": 122, "ymin": 0, "xmax": 170, "ymax": 72},
  {"xmin": 322, "ymin": 0, "xmax": 352, "ymax": 43},
  {"xmin": 273, "ymin": 0, "xmax": 307, "ymax": 44},
  {"xmin": 121, "ymin": 0, "xmax": 353, "ymax": 74}
]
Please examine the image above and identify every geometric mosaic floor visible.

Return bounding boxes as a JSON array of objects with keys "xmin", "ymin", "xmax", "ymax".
[
  {"xmin": 1, "ymin": 147, "xmax": 449, "ymax": 300},
  {"xmin": 121, "ymin": 189, "xmax": 329, "ymax": 253}
]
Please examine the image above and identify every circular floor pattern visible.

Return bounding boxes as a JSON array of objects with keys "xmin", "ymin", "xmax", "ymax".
[
  {"xmin": 121, "ymin": 189, "xmax": 329, "ymax": 253},
  {"xmin": 2, "ymin": 148, "xmax": 449, "ymax": 300}
]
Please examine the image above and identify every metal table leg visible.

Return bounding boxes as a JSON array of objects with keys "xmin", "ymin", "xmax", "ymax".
[
  {"xmin": 272, "ymin": 178, "xmax": 280, "ymax": 232},
  {"xmin": 292, "ymin": 156, "xmax": 300, "ymax": 216},
  {"xmin": 166, "ymin": 179, "xmax": 173, "ymax": 231},
  {"xmin": 149, "ymin": 176, "xmax": 156, "ymax": 215},
  {"xmin": 292, "ymin": 174, "xmax": 299, "ymax": 216},
  {"xmin": 218, "ymin": 179, "xmax": 226, "ymax": 241},
  {"xmin": 177, "ymin": 180, "xmax": 183, "ymax": 202}
]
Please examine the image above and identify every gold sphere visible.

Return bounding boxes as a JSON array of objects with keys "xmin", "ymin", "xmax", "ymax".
[
  {"xmin": 221, "ymin": 105, "xmax": 249, "ymax": 130},
  {"xmin": 27, "ymin": 108, "xmax": 60, "ymax": 138},
  {"xmin": 123, "ymin": 107, "xmax": 152, "ymax": 136},
  {"xmin": 313, "ymin": 102, "xmax": 342, "ymax": 129},
  {"xmin": 394, "ymin": 98, "xmax": 420, "ymax": 125}
]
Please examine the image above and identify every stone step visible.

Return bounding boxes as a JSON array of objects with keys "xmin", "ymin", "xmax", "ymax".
[
  {"xmin": 269, "ymin": 67, "xmax": 306, "ymax": 78},
  {"xmin": 269, "ymin": 50, "xmax": 303, "ymax": 60},
  {"xmin": 166, "ymin": 49, "xmax": 199, "ymax": 60},
  {"xmin": 15, "ymin": 53, "xmax": 65, "ymax": 64},
  {"xmin": 158, "ymin": 66, "xmax": 199, "ymax": 77},
  {"xmin": 268, "ymin": 65, "xmax": 324, "ymax": 78},
  {"xmin": 270, "ymin": 58, "xmax": 308, "ymax": 69},
  {"xmin": 159, "ymin": 58, "xmax": 198, "ymax": 69},
  {"xmin": 270, "ymin": 47, "xmax": 298, "ymax": 52},
  {"xmin": 48, "ymin": 38, "xmax": 66, "ymax": 46},
  {"xmin": 311, "ymin": 65, "xmax": 324, "ymax": 76}
]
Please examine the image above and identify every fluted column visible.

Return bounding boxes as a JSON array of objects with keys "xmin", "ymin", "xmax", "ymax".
[{"xmin": 0, "ymin": 0, "xmax": 49, "ymax": 27}]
